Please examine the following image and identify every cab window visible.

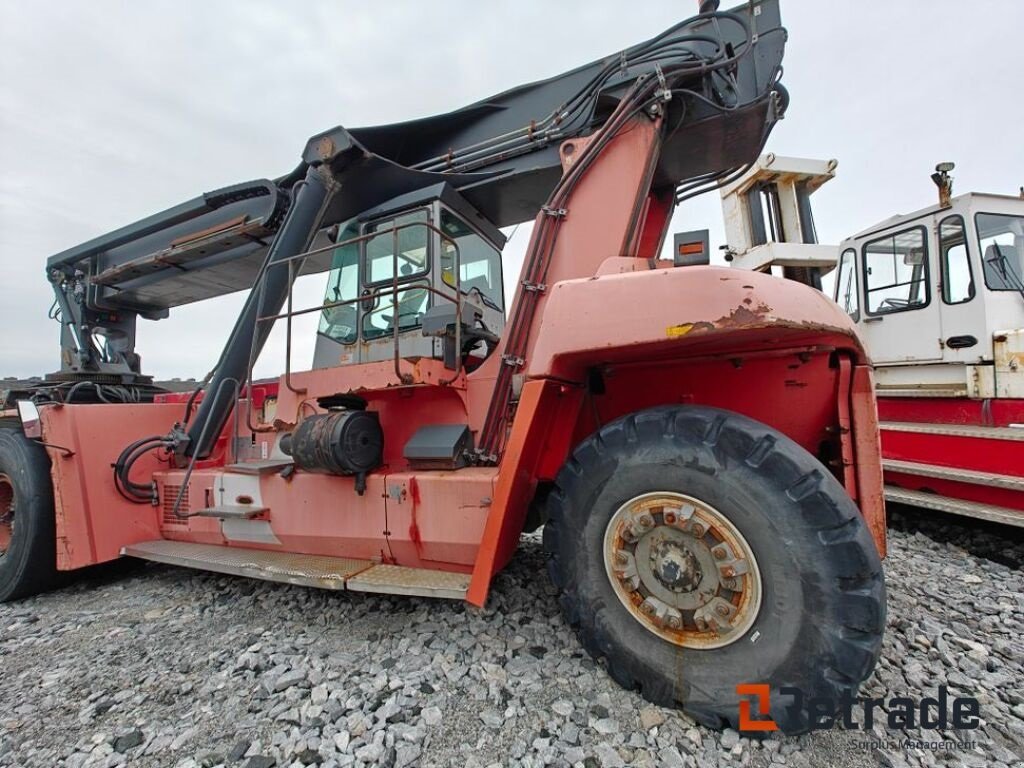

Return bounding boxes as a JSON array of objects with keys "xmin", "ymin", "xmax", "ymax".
[
  {"xmin": 439, "ymin": 209, "xmax": 503, "ymax": 310},
  {"xmin": 318, "ymin": 221, "xmax": 360, "ymax": 344},
  {"xmin": 362, "ymin": 284, "xmax": 430, "ymax": 340},
  {"xmin": 863, "ymin": 226, "xmax": 929, "ymax": 315},
  {"xmin": 834, "ymin": 248, "xmax": 859, "ymax": 321},
  {"xmin": 361, "ymin": 209, "xmax": 431, "ymax": 339},
  {"xmin": 364, "ymin": 209, "xmax": 430, "ymax": 285},
  {"xmin": 938, "ymin": 215, "xmax": 974, "ymax": 304},
  {"xmin": 976, "ymin": 212, "xmax": 1024, "ymax": 291}
]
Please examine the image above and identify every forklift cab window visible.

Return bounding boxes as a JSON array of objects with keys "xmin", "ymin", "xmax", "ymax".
[
  {"xmin": 318, "ymin": 221, "xmax": 360, "ymax": 344},
  {"xmin": 362, "ymin": 209, "xmax": 431, "ymax": 340},
  {"xmin": 439, "ymin": 209, "xmax": 503, "ymax": 311},
  {"xmin": 365, "ymin": 209, "xmax": 430, "ymax": 284},
  {"xmin": 939, "ymin": 215, "xmax": 974, "ymax": 304},
  {"xmin": 977, "ymin": 212, "xmax": 1024, "ymax": 292},
  {"xmin": 834, "ymin": 248, "xmax": 860, "ymax": 321},
  {"xmin": 863, "ymin": 226, "xmax": 929, "ymax": 315}
]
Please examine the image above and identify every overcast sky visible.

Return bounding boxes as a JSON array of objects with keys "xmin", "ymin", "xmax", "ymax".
[{"xmin": 2, "ymin": 1, "xmax": 1022, "ymax": 381}]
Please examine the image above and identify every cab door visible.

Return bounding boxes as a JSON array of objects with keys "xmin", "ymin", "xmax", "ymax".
[
  {"xmin": 858, "ymin": 223, "xmax": 943, "ymax": 364},
  {"xmin": 933, "ymin": 212, "xmax": 987, "ymax": 364}
]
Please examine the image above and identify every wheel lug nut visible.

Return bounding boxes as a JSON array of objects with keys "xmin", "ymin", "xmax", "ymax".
[
  {"xmin": 713, "ymin": 549, "xmax": 726, "ymax": 560},
  {"xmin": 615, "ymin": 552, "xmax": 628, "ymax": 565},
  {"xmin": 691, "ymin": 524, "xmax": 705, "ymax": 537},
  {"xmin": 722, "ymin": 566, "xmax": 736, "ymax": 578},
  {"xmin": 665, "ymin": 512, "xmax": 676, "ymax": 524},
  {"xmin": 716, "ymin": 604, "xmax": 730, "ymax": 616}
]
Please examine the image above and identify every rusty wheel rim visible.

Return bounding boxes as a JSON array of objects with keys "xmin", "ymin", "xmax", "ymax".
[
  {"xmin": 603, "ymin": 492, "xmax": 762, "ymax": 650},
  {"xmin": 0, "ymin": 474, "xmax": 14, "ymax": 557}
]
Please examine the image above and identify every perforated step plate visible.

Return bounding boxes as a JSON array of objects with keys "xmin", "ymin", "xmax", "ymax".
[
  {"xmin": 122, "ymin": 541, "xmax": 470, "ymax": 599},
  {"xmin": 346, "ymin": 564, "xmax": 471, "ymax": 599}
]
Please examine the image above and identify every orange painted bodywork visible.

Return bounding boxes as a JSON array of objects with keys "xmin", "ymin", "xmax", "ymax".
[
  {"xmin": 851, "ymin": 365, "xmax": 886, "ymax": 556},
  {"xmin": 36, "ymin": 110, "xmax": 886, "ymax": 601},
  {"xmin": 41, "ymin": 404, "xmax": 175, "ymax": 569}
]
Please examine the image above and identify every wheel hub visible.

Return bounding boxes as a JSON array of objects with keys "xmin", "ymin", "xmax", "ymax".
[
  {"xmin": 650, "ymin": 539, "xmax": 701, "ymax": 592},
  {"xmin": 604, "ymin": 492, "xmax": 762, "ymax": 649}
]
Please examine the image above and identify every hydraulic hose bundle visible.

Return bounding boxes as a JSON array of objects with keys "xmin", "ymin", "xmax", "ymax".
[
  {"xmin": 408, "ymin": 10, "xmax": 773, "ymax": 179},
  {"xmin": 112, "ymin": 434, "xmax": 175, "ymax": 504},
  {"xmin": 477, "ymin": 10, "xmax": 783, "ymax": 458}
]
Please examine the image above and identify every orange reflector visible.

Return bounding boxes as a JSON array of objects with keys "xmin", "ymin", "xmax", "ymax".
[{"xmin": 678, "ymin": 242, "xmax": 705, "ymax": 256}]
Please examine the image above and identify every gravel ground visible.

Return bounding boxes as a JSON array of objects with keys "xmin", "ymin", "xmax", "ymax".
[{"xmin": 0, "ymin": 508, "xmax": 1021, "ymax": 768}]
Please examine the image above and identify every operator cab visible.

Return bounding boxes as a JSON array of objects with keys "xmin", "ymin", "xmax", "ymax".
[
  {"xmin": 834, "ymin": 188, "xmax": 1024, "ymax": 397},
  {"xmin": 313, "ymin": 184, "xmax": 506, "ymax": 370}
]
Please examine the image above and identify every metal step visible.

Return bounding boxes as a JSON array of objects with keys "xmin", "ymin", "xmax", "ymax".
[
  {"xmin": 191, "ymin": 505, "xmax": 268, "ymax": 520},
  {"xmin": 879, "ymin": 421, "xmax": 1024, "ymax": 442},
  {"xmin": 121, "ymin": 541, "xmax": 470, "ymax": 599},
  {"xmin": 877, "ymin": 386, "xmax": 970, "ymax": 398},
  {"xmin": 884, "ymin": 487, "xmax": 1024, "ymax": 528},
  {"xmin": 346, "ymin": 564, "xmax": 472, "ymax": 599},
  {"xmin": 224, "ymin": 459, "xmax": 294, "ymax": 476},
  {"xmin": 882, "ymin": 459, "xmax": 1024, "ymax": 491}
]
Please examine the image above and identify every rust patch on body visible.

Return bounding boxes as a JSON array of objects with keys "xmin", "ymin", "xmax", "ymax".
[
  {"xmin": 408, "ymin": 477, "xmax": 423, "ymax": 555},
  {"xmin": 667, "ymin": 302, "xmax": 774, "ymax": 339},
  {"xmin": 713, "ymin": 302, "xmax": 774, "ymax": 329}
]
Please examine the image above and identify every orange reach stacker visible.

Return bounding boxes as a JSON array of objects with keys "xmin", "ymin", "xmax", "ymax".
[{"xmin": 0, "ymin": 1, "xmax": 885, "ymax": 733}]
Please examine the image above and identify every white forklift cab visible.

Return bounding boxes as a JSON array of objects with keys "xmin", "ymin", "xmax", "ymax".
[
  {"xmin": 833, "ymin": 176, "xmax": 1024, "ymax": 398},
  {"xmin": 719, "ymin": 157, "xmax": 1024, "ymax": 527}
]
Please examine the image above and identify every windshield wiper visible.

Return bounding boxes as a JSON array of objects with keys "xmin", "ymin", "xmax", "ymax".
[{"xmin": 986, "ymin": 243, "xmax": 1024, "ymax": 306}]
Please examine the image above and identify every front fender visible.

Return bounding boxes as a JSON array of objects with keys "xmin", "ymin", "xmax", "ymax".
[{"xmin": 527, "ymin": 265, "xmax": 867, "ymax": 381}]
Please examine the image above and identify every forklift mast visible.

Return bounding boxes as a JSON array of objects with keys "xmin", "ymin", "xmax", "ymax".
[
  {"xmin": 718, "ymin": 153, "xmax": 838, "ymax": 286},
  {"xmin": 41, "ymin": 1, "xmax": 787, "ymax": 459}
]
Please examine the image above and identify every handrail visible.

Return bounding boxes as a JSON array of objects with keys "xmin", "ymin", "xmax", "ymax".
[{"xmin": 240, "ymin": 219, "xmax": 466, "ymax": 430}]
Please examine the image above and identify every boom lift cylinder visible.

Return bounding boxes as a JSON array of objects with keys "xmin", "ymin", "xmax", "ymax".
[{"xmin": 186, "ymin": 166, "xmax": 333, "ymax": 458}]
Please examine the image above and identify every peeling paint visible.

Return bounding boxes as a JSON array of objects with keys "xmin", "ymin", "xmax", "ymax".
[{"xmin": 667, "ymin": 302, "xmax": 775, "ymax": 339}]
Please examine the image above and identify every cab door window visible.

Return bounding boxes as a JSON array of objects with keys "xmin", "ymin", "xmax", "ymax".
[
  {"xmin": 938, "ymin": 215, "xmax": 974, "ymax": 304},
  {"xmin": 364, "ymin": 209, "xmax": 430, "ymax": 285},
  {"xmin": 361, "ymin": 209, "xmax": 431, "ymax": 340},
  {"xmin": 834, "ymin": 247, "xmax": 860, "ymax": 321},
  {"xmin": 363, "ymin": 285, "xmax": 430, "ymax": 340},
  {"xmin": 863, "ymin": 226, "xmax": 929, "ymax": 315}
]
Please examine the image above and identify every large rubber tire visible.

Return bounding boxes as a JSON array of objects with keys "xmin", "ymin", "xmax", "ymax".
[
  {"xmin": 0, "ymin": 428, "xmax": 58, "ymax": 602},
  {"xmin": 543, "ymin": 405, "xmax": 885, "ymax": 735}
]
